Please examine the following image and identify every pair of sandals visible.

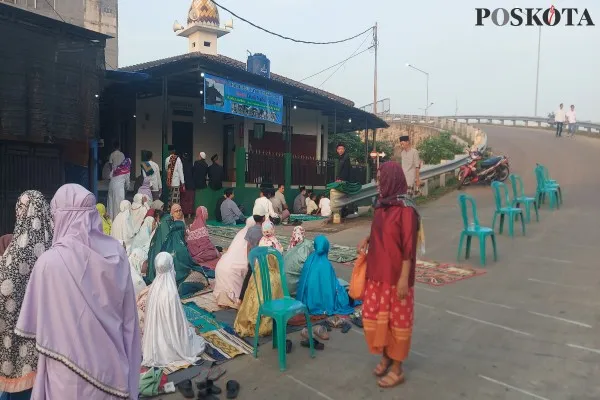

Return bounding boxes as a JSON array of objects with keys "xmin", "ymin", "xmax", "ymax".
[
  {"xmin": 373, "ymin": 360, "xmax": 405, "ymax": 389},
  {"xmin": 177, "ymin": 379, "xmax": 240, "ymax": 399},
  {"xmin": 300, "ymin": 325, "xmax": 328, "ymax": 350}
]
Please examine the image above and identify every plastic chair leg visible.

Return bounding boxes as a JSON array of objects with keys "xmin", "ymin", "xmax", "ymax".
[
  {"xmin": 524, "ymin": 202, "xmax": 531, "ymax": 223},
  {"xmin": 457, "ymin": 232, "xmax": 466, "ymax": 261},
  {"xmin": 499, "ymin": 214, "xmax": 505, "ymax": 235},
  {"xmin": 272, "ymin": 320, "xmax": 278, "ymax": 349},
  {"xmin": 507, "ymin": 214, "xmax": 514, "ymax": 237},
  {"xmin": 275, "ymin": 317, "xmax": 287, "ymax": 371},
  {"xmin": 533, "ymin": 201, "xmax": 539, "ymax": 222},
  {"xmin": 490, "ymin": 234, "xmax": 498, "ymax": 261},
  {"xmin": 479, "ymin": 236, "xmax": 486, "ymax": 266},
  {"xmin": 304, "ymin": 312, "xmax": 316, "ymax": 358},
  {"xmin": 253, "ymin": 313, "xmax": 262, "ymax": 358},
  {"xmin": 492, "ymin": 212, "xmax": 498, "ymax": 231},
  {"xmin": 465, "ymin": 236, "xmax": 472, "ymax": 259},
  {"xmin": 519, "ymin": 213, "xmax": 526, "ymax": 235}
]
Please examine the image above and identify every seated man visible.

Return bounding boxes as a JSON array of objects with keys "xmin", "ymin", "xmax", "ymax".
[
  {"xmin": 293, "ymin": 186, "xmax": 307, "ymax": 214},
  {"xmin": 254, "ymin": 187, "xmax": 281, "ymax": 225},
  {"xmin": 221, "ymin": 188, "xmax": 245, "ymax": 225},
  {"xmin": 271, "ymin": 184, "xmax": 291, "ymax": 223}
]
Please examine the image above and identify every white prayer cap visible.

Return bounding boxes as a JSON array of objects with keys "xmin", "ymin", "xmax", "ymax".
[{"xmin": 199, "ymin": 152, "xmax": 206, "ymax": 160}]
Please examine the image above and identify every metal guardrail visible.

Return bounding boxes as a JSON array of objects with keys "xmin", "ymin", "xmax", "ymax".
[
  {"xmin": 330, "ymin": 115, "xmax": 488, "ymax": 211},
  {"xmin": 392, "ymin": 114, "xmax": 600, "ymax": 133}
]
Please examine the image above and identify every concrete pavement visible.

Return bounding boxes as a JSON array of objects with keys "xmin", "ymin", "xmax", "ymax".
[{"xmin": 167, "ymin": 126, "xmax": 600, "ymax": 400}]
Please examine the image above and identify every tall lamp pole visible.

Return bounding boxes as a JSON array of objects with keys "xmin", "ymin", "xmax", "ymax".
[
  {"xmin": 534, "ymin": 26, "xmax": 542, "ymax": 117},
  {"xmin": 406, "ymin": 63, "xmax": 429, "ymax": 116}
]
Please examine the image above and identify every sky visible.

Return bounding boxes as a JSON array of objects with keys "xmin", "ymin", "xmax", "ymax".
[{"xmin": 118, "ymin": 0, "xmax": 600, "ymax": 121}]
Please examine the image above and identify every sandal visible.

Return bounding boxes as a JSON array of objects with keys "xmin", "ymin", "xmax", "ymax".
[
  {"xmin": 373, "ymin": 359, "xmax": 392, "ymax": 377},
  {"xmin": 176, "ymin": 379, "xmax": 195, "ymax": 398},
  {"xmin": 301, "ymin": 338, "xmax": 324, "ymax": 350},
  {"xmin": 226, "ymin": 380, "xmax": 240, "ymax": 399},
  {"xmin": 301, "ymin": 326, "xmax": 329, "ymax": 341},
  {"xmin": 377, "ymin": 370, "xmax": 405, "ymax": 388}
]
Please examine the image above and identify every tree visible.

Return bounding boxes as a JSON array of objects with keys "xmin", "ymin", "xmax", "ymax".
[
  {"xmin": 328, "ymin": 132, "xmax": 394, "ymax": 163},
  {"xmin": 416, "ymin": 131, "xmax": 465, "ymax": 165}
]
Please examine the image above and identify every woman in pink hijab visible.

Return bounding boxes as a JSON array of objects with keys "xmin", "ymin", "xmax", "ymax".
[
  {"xmin": 15, "ymin": 184, "xmax": 141, "ymax": 400},
  {"xmin": 186, "ymin": 206, "xmax": 220, "ymax": 269}
]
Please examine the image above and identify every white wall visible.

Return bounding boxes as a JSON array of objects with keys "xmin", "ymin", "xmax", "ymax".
[{"xmin": 136, "ymin": 95, "xmax": 232, "ymax": 169}]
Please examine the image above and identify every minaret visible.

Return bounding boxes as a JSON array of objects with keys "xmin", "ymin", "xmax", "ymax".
[{"xmin": 175, "ymin": 0, "xmax": 231, "ymax": 55}]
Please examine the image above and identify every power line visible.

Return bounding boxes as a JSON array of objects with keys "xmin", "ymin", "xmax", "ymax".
[
  {"xmin": 300, "ymin": 45, "xmax": 374, "ymax": 82},
  {"xmin": 42, "ymin": 0, "xmax": 116, "ymax": 70},
  {"xmin": 210, "ymin": 0, "xmax": 373, "ymax": 45},
  {"xmin": 318, "ymin": 34, "xmax": 372, "ymax": 88}
]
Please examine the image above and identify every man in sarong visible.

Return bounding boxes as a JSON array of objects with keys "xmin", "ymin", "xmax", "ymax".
[{"xmin": 164, "ymin": 145, "xmax": 185, "ymax": 211}]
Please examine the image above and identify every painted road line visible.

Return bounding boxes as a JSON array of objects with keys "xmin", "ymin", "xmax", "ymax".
[
  {"xmin": 416, "ymin": 285, "xmax": 440, "ymax": 293},
  {"xmin": 527, "ymin": 278, "xmax": 583, "ymax": 289},
  {"xmin": 351, "ymin": 328, "xmax": 364, "ymax": 336},
  {"xmin": 446, "ymin": 310, "xmax": 532, "ymax": 337},
  {"xmin": 566, "ymin": 343, "xmax": 600, "ymax": 355},
  {"xmin": 478, "ymin": 375, "xmax": 550, "ymax": 400},
  {"xmin": 528, "ymin": 311, "xmax": 592, "ymax": 329},
  {"xmin": 524, "ymin": 255, "xmax": 572, "ymax": 264},
  {"xmin": 456, "ymin": 295, "xmax": 515, "ymax": 309},
  {"xmin": 416, "ymin": 302, "xmax": 435, "ymax": 310},
  {"xmin": 286, "ymin": 375, "xmax": 336, "ymax": 400},
  {"xmin": 410, "ymin": 349, "xmax": 429, "ymax": 358}
]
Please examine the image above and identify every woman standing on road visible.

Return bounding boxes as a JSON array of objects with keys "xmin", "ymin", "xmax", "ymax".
[{"xmin": 357, "ymin": 161, "xmax": 420, "ymax": 388}]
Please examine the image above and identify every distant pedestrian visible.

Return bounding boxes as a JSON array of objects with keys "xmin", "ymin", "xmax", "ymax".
[
  {"xmin": 554, "ymin": 103, "xmax": 566, "ymax": 137},
  {"xmin": 566, "ymin": 104, "xmax": 577, "ymax": 138},
  {"xmin": 398, "ymin": 136, "xmax": 421, "ymax": 198},
  {"xmin": 164, "ymin": 145, "xmax": 185, "ymax": 211}
]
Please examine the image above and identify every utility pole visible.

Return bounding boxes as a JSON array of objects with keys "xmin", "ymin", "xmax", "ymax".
[
  {"xmin": 372, "ymin": 22, "xmax": 378, "ymax": 180},
  {"xmin": 534, "ymin": 26, "xmax": 541, "ymax": 117},
  {"xmin": 455, "ymin": 98, "xmax": 458, "ymax": 117}
]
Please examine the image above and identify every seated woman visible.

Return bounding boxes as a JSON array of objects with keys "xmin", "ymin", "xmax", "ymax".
[
  {"xmin": 296, "ymin": 235, "xmax": 354, "ymax": 316},
  {"xmin": 128, "ymin": 248, "xmax": 148, "ymax": 297},
  {"xmin": 130, "ymin": 210, "xmax": 157, "ymax": 256},
  {"xmin": 137, "ymin": 176, "xmax": 153, "ymax": 204},
  {"xmin": 233, "ymin": 221, "xmax": 284, "ymax": 337},
  {"xmin": 96, "ymin": 203, "xmax": 112, "ymax": 235},
  {"xmin": 187, "ymin": 206, "xmax": 221, "ymax": 269},
  {"xmin": 306, "ymin": 193, "xmax": 319, "ymax": 215},
  {"xmin": 142, "ymin": 252, "xmax": 206, "ymax": 368},
  {"xmin": 284, "ymin": 226, "xmax": 312, "ymax": 296},
  {"xmin": 213, "ymin": 217, "xmax": 256, "ymax": 309},
  {"xmin": 146, "ymin": 204, "xmax": 208, "ymax": 297},
  {"xmin": 130, "ymin": 193, "xmax": 149, "ymax": 233},
  {"xmin": 111, "ymin": 200, "xmax": 134, "ymax": 250}
]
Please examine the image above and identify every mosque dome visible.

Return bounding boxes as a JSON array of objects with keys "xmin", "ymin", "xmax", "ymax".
[{"xmin": 187, "ymin": 0, "xmax": 220, "ymax": 27}]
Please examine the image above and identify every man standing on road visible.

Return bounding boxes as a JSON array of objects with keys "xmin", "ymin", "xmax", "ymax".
[
  {"xmin": 398, "ymin": 136, "xmax": 421, "ymax": 198},
  {"xmin": 566, "ymin": 104, "xmax": 577, "ymax": 138},
  {"xmin": 555, "ymin": 103, "xmax": 566, "ymax": 137},
  {"xmin": 165, "ymin": 145, "xmax": 185, "ymax": 211}
]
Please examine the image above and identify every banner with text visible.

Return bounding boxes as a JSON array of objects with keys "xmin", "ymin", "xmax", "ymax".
[{"xmin": 204, "ymin": 74, "xmax": 283, "ymax": 124}]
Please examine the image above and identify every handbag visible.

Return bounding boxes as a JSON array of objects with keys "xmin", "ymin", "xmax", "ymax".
[{"xmin": 349, "ymin": 251, "xmax": 367, "ymax": 300}]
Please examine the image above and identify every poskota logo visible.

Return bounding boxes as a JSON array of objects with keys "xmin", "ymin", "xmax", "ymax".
[{"xmin": 476, "ymin": 6, "xmax": 595, "ymax": 26}]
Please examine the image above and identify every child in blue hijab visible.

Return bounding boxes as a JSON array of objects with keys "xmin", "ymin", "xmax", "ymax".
[{"xmin": 295, "ymin": 235, "xmax": 354, "ymax": 316}]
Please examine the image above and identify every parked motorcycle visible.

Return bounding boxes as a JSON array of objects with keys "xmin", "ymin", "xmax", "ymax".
[{"xmin": 457, "ymin": 150, "xmax": 510, "ymax": 189}]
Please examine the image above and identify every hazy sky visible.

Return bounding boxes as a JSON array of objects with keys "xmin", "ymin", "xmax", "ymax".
[{"xmin": 119, "ymin": 0, "xmax": 600, "ymax": 121}]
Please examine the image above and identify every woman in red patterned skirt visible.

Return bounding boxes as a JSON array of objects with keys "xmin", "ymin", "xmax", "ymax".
[{"xmin": 357, "ymin": 161, "xmax": 420, "ymax": 388}]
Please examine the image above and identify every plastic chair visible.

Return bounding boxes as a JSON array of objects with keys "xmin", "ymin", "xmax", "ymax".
[
  {"xmin": 509, "ymin": 174, "xmax": 539, "ymax": 223},
  {"xmin": 457, "ymin": 194, "xmax": 497, "ymax": 266},
  {"xmin": 536, "ymin": 164, "xmax": 562, "ymax": 204},
  {"xmin": 491, "ymin": 181, "xmax": 526, "ymax": 237},
  {"xmin": 534, "ymin": 165, "xmax": 560, "ymax": 210},
  {"xmin": 248, "ymin": 247, "xmax": 315, "ymax": 371}
]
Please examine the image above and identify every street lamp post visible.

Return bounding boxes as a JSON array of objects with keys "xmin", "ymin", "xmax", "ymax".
[
  {"xmin": 406, "ymin": 63, "xmax": 429, "ymax": 116},
  {"xmin": 534, "ymin": 26, "xmax": 541, "ymax": 117}
]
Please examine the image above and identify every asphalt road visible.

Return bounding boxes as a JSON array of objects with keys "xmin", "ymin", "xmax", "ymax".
[{"xmin": 167, "ymin": 126, "xmax": 600, "ymax": 400}]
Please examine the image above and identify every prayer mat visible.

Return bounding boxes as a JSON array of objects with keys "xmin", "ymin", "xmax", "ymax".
[
  {"xmin": 207, "ymin": 226, "xmax": 358, "ymax": 263},
  {"xmin": 201, "ymin": 328, "xmax": 253, "ymax": 360},
  {"xmin": 183, "ymin": 303, "xmax": 223, "ymax": 333},
  {"xmin": 182, "ymin": 292, "xmax": 222, "ymax": 312},
  {"xmin": 415, "ymin": 260, "xmax": 486, "ymax": 286},
  {"xmin": 289, "ymin": 214, "xmax": 326, "ymax": 222}
]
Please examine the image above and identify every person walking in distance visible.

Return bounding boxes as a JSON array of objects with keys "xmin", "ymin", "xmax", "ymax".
[
  {"xmin": 165, "ymin": 145, "xmax": 185, "ymax": 211},
  {"xmin": 566, "ymin": 104, "xmax": 577, "ymax": 138},
  {"xmin": 398, "ymin": 136, "xmax": 421, "ymax": 198},
  {"xmin": 554, "ymin": 103, "xmax": 566, "ymax": 138}
]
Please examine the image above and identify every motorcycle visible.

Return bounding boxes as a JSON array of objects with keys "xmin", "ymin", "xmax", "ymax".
[{"xmin": 457, "ymin": 150, "xmax": 510, "ymax": 189}]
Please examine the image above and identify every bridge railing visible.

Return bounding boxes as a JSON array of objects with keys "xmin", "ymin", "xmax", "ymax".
[{"xmin": 403, "ymin": 114, "xmax": 600, "ymax": 134}]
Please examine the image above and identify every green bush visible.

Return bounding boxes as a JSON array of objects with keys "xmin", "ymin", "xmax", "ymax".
[{"xmin": 417, "ymin": 131, "xmax": 465, "ymax": 165}]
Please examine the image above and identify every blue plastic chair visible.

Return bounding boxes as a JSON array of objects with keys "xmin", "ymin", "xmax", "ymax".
[
  {"xmin": 509, "ymin": 174, "xmax": 539, "ymax": 223},
  {"xmin": 491, "ymin": 181, "xmax": 526, "ymax": 237},
  {"xmin": 534, "ymin": 165, "xmax": 560, "ymax": 210},
  {"xmin": 457, "ymin": 194, "xmax": 497, "ymax": 266},
  {"xmin": 248, "ymin": 247, "xmax": 315, "ymax": 371}
]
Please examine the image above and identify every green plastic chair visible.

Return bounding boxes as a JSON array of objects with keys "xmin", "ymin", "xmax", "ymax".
[
  {"xmin": 491, "ymin": 181, "xmax": 526, "ymax": 237},
  {"xmin": 536, "ymin": 164, "xmax": 562, "ymax": 204},
  {"xmin": 508, "ymin": 174, "xmax": 539, "ymax": 223},
  {"xmin": 248, "ymin": 246, "xmax": 315, "ymax": 371},
  {"xmin": 457, "ymin": 194, "xmax": 497, "ymax": 266},
  {"xmin": 534, "ymin": 165, "xmax": 560, "ymax": 210}
]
